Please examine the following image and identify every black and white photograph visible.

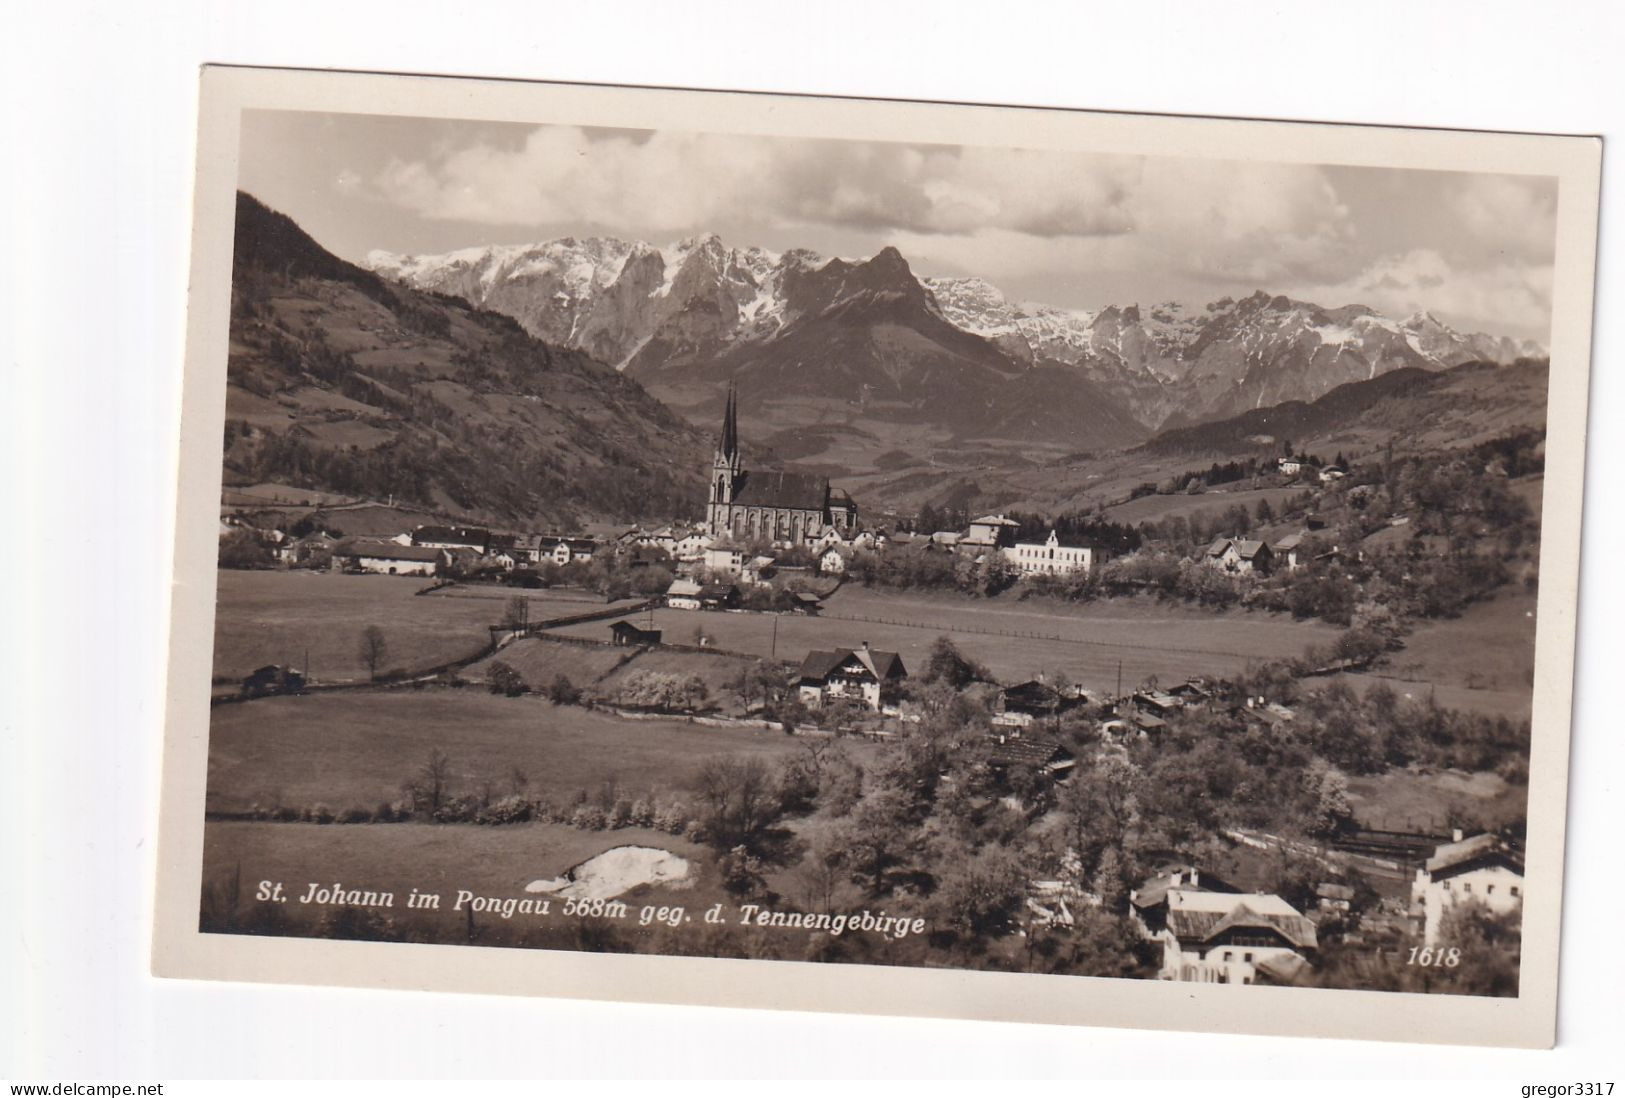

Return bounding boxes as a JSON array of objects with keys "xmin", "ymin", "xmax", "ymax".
[{"xmin": 146, "ymin": 65, "xmax": 1600, "ymax": 1049}]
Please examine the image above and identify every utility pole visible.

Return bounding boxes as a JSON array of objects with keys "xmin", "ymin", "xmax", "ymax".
[
  {"xmin": 771, "ymin": 614, "xmax": 779, "ymax": 660},
  {"xmin": 1116, "ymin": 660, "xmax": 1123, "ymax": 701}
]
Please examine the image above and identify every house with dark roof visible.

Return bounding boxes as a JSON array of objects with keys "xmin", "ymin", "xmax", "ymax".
[
  {"xmin": 343, "ymin": 541, "xmax": 440, "ymax": 576},
  {"xmin": 697, "ymin": 582, "xmax": 739, "ymax": 611},
  {"xmin": 609, "ymin": 620, "xmax": 662, "ymax": 647},
  {"xmin": 1411, "ymin": 832, "xmax": 1524, "ymax": 945},
  {"xmin": 411, "ymin": 524, "xmax": 491, "ymax": 553},
  {"xmin": 1203, "ymin": 537, "xmax": 1274, "ymax": 575},
  {"xmin": 985, "ymin": 730, "xmax": 1075, "ymax": 777},
  {"xmin": 993, "ymin": 679, "xmax": 1064, "ymax": 729},
  {"xmin": 796, "ymin": 642, "xmax": 907, "ymax": 711},
  {"xmin": 1130, "ymin": 866, "xmax": 1244, "ymax": 935},
  {"xmin": 1142, "ymin": 886, "xmax": 1318, "ymax": 984}
]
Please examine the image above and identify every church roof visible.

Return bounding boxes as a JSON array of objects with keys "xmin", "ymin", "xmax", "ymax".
[{"xmin": 730, "ymin": 469, "xmax": 829, "ymax": 510}]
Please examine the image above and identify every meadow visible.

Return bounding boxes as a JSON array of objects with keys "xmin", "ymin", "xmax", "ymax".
[
  {"xmin": 205, "ymin": 689, "xmax": 858, "ymax": 815},
  {"xmin": 211, "ymin": 569, "xmax": 633, "ymax": 682},
  {"xmin": 551, "ymin": 585, "xmax": 1342, "ymax": 692},
  {"xmin": 1326, "ymin": 587, "xmax": 1538, "ymax": 719}
]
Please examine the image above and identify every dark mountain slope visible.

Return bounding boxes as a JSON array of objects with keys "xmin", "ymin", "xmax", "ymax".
[
  {"xmin": 224, "ymin": 192, "xmax": 709, "ymax": 527},
  {"xmin": 1142, "ymin": 358, "xmax": 1550, "ymax": 458}
]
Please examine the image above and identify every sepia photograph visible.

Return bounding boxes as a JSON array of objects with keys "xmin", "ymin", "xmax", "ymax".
[{"xmin": 149, "ymin": 65, "xmax": 1601, "ymax": 1047}]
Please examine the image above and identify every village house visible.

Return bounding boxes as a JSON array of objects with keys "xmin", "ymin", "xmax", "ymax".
[
  {"xmin": 1273, "ymin": 531, "xmax": 1307, "ymax": 571},
  {"xmin": 1411, "ymin": 832, "xmax": 1525, "ymax": 945},
  {"xmin": 288, "ymin": 530, "xmax": 339, "ymax": 565},
  {"xmin": 1003, "ymin": 529, "xmax": 1097, "ymax": 577},
  {"xmin": 1133, "ymin": 880, "xmax": 1318, "ymax": 984},
  {"xmin": 608, "ymin": 620, "xmax": 662, "ymax": 647},
  {"xmin": 664, "ymin": 578, "xmax": 703, "ymax": 611},
  {"xmin": 796, "ymin": 642, "xmax": 908, "ymax": 712},
  {"xmin": 436, "ymin": 546, "xmax": 485, "ymax": 574},
  {"xmin": 536, "ymin": 535, "xmax": 597, "ymax": 566},
  {"xmin": 963, "ymin": 514, "xmax": 1020, "ymax": 550},
  {"xmin": 1203, "ymin": 537, "xmax": 1274, "ymax": 575},
  {"xmin": 344, "ymin": 542, "xmax": 440, "ymax": 576},
  {"xmin": 703, "ymin": 544, "xmax": 745, "ymax": 577},
  {"xmin": 411, "ymin": 524, "xmax": 491, "ymax": 553},
  {"xmin": 240, "ymin": 663, "xmax": 306, "ymax": 699},
  {"xmin": 1316, "ymin": 883, "xmax": 1356, "ymax": 913},
  {"xmin": 697, "ymin": 582, "xmax": 740, "ymax": 612},
  {"xmin": 985, "ymin": 729, "xmax": 1075, "ymax": 778},
  {"xmin": 742, "ymin": 555, "xmax": 777, "ymax": 586},
  {"xmin": 1277, "ymin": 456, "xmax": 1308, "ymax": 477},
  {"xmin": 993, "ymin": 679, "xmax": 1065, "ymax": 730},
  {"xmin": 1131, "ymin": 866, "xmax": 1243, "ymax": 931},
  {"xmin": 673, "ymin": 529, "xmax": 712, "ymax": 563},
  {"xmin": 819, "ymin": 545, "xmax": 854, "ymax": 575},
  {"xmin": 632, "ymin": 526, "xmax": 679, "ymax": 555}
]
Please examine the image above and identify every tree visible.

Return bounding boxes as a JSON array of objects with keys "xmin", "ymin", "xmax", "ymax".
[
  {"xmin": 547, "ymin": 673, "xmax": 581, "ymax": 705},
  {"xmin": 932, "ymin": 843, "xmax": 1030, "ymax": 939},
  {"xmin": 408, "ymin": 748, "xmax": 452, "ymax": 814},
  {"xmin": 693, "ymin": 757, "xmax": 782, "ymax": 853},
  {"xmin": 219, "ymin": 528, "xmax": 274, "ymax": 569},
  {"xmin": 502, "ymin": 596, "xmax": 531, "ymax": 631},
  {"xmin": 922, "ymin": 636, "xmax": 987, "ymax": 689},
  {"xmin": 486, "ymin": 660, "xmax": 526, "ymax": 697},
  {"xmin": 359, "ymin": 625, "xmax": 388, "ymax": 682}
]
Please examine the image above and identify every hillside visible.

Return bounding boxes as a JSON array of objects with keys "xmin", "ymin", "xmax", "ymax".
[
  {"xmin": 1141, "ymin": 357, "xmax": 1551, "ymax": 459},
  {"xmin": 223, "ymin": 193, "xmax": 710, "ymax": 527}
]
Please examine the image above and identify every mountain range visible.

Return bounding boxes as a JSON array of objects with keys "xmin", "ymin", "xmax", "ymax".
[{"xmin": 366, "ymin": 234, "xmax": 1545, "ymax": 444}]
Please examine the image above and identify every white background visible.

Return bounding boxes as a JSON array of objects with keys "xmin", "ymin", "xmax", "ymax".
[{"xmin": 4, "ymin": 0, "xmax": 1621, "ymax": 1081}]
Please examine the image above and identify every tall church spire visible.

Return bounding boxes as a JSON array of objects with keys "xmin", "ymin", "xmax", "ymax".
[{"xmin": 720, "ymin": 382, "xmax": 738, "ymax": 462}]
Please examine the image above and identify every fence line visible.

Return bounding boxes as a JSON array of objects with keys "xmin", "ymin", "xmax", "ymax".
[{"xmin": 816, "ymin": 609, "xmax": 1250, "ymax": 660}]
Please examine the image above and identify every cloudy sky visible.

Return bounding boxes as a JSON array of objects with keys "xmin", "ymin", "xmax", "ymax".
[{"xmin": 239, "ymin": 110, "xmax": 1558, "ymax": 343}]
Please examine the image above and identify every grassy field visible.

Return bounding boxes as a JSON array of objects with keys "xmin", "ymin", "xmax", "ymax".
[
  {"xmin": 552, "ymin": 585, "xmax": 1341, "ymax": 692},
  {"xmin": 211, "ymin": 571, "xmax": 633, "ymax": 683},
  {"xmin": 465, "ymin": 638, "xmax": 639, "ymax": 691},
  {"xmin": 202, "ymin": 819, "xmax": 721, "ymax": 943},
  {"xmin": 206, "ymin": 689, "xmax": 854, "ymax": 815},
  {"xmin": 1331, "ymin": 587, "xmax": 1538, "ymax": 719},
  {"xmin": 1101, "ymin": 485, "xmax": 1306, "ymax": 525},
  {"xmin": 1344, "ymin": 768, "xmax": 1528, "ymax": 833}
]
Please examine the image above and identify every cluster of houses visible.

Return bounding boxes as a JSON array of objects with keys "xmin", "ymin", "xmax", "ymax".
[
  {"xmin": 1201, "ymin": 522, "xmax": 1329, "ymax": 576},
  {"xmin": 1120, "ymin": 825, "xmax": 1525, "ymax": 985},
  {"xmin": 1278, "ymin": 454, "xmax": 1348, "ymax": 484}
]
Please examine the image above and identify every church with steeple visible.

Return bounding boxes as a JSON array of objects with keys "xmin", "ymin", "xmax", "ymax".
[{"xmin": 705, "ymin": 384, "xmax": 857, "ymax": 544}]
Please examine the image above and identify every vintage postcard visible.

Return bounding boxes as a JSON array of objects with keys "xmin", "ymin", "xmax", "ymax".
[{"xmin": 153, "ymin": 66, "xmax": 1600, "ymax": 1046}]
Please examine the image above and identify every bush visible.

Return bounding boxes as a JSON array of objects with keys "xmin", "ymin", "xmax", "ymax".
[
  {"xmin": 548, "ymin": 673, "xmax": 582, "ymax": 705},
  {"xmin": 683, "ymin": 820, "xmax": 709, "ymax": 844},
  {"xmin": 628, "ymin": 797, "xmax": 655, "ymax": 828},
  {"xmin": 655, "ymin": 801, "xmax": 690, "ymax": 834},
  {"xmin": 475, "ymin": 794, "xmax": 533, "ymax": 825},
  {"xmin": 307, "ymin": 803, "xmax": 335, "ymax": 824},
  {"xmin": 487, "ymin": 661, "xmax": 527, "ymax": 697},
  {"xmin": 432, "ymin": 796, "xmax": 479, "ymax": 823},
  {"xmin": 571, "ymin": 804, "xmax": 609, "ymax": 830},
  {"xmin": 337, "ymin": 806, "xmax": 372, "ymax": 824}
]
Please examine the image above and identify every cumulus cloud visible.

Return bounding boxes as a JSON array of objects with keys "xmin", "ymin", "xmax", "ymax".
[
  {"xmin": 1295, "ymin": 248, "xmax": 1553, "ymax": 339},
  {"xmin": 1452, "ymin": 174, "xmax": 1558, "ymax": 264},
  {"xmin": 364, "ymin": 125, "xmax": 1344, "ymax": 246},
  {"xmin": 356, "ymin": 123, "xmax": 1552, "ymax": 340}
]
